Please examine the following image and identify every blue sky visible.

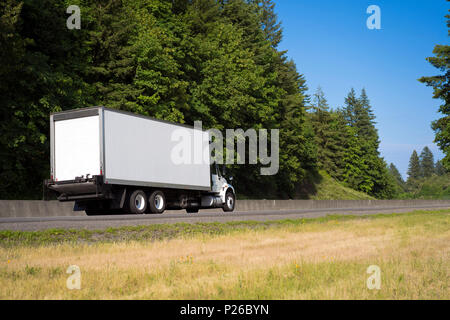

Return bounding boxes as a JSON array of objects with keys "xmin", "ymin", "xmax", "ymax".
[{"xmin": 275, "ymin": 0, "xmax": 448, "ymax": 179}]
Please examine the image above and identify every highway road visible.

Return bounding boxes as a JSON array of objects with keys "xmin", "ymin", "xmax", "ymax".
[{"xmin": 1, "ymin": 204, "xmax": 449, "ymax": 231}]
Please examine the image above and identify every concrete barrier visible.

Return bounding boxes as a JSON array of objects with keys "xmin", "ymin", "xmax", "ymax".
[
  {"xmin": 235, "ymin": 199, "xmax": 450, "ymax": 212},
  {"xmin": 0, "ymin": 200, "xmax": 80, "ymax": 218},
  {"xmin": 1, "ymin": 199, "xmax": 450, "ymax": 218}
]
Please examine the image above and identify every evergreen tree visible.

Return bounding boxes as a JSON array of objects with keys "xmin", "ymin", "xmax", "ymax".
[
  {"xmin": 418, "ymin": 7, "xmax": 450, "ymax": 170},
  {"xmin": 310, "ymin": 87, "xmax": 333, "ymax": 169},
  {"xmin": 255, "ymin": 0, "xmax": 282, "ymax": 48},
  {"xmin": 358, "ymin": 88, "xmax": 379, "ymax": 144},
  {"xmin": 309, "ymin": 87, "xmax": 348, "ymax": 179},
  {"xmin": 389, "ymin": 163, "xmax": 405, "ymax": 186},
  {"xmin": 435, "ymin": 160, "xmax": 447, "ymax": 176},
  {"xmin": 419, "ymin": 146, "xmax": 435, "ymax": 178},
  {"xmin": 341, "ymin": 126, "xmax": 373, "ymax": 194},
  {"xmin": 340, "ymin": 88, "xmax": 395, "ymax": 198},
  {"xmin": 328, "ymin": 111, "xmax": 352, "ymax": 181},
  {"xmin": 407, "ymin": 150, "xmax": 422, "ymax": 181},
  {"xmin": 342, "ymin": 88, "xmax": 360, "ymax": 127}
]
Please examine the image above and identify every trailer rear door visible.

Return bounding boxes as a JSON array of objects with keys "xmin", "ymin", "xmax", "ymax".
[{"xmin": 53, "ymin": 115, "xmax": 101, "ymax": 181}]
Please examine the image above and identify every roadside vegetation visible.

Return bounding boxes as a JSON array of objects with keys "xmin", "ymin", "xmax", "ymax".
[
  {"xmin": 308, "ymin": 171, "xmax": 375, "ymax": 200},
  {"xmin": 0, "ymin": 210, "xmax": 448, "ymax": 299},
  {"xmin": 388, "ymin": 148, "xmax": 450, "ymax": 200}
]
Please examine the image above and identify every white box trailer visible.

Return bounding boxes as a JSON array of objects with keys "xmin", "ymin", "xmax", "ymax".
[{"xmin": 45, "ymin": 107, "xmax": 236, "ymax": 215}]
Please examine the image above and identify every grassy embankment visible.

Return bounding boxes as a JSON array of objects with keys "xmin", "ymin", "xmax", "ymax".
[
  {"xmin": 309, "ymin": 171, "xmax": 375, "ymax": 200},
  {"xmin": 237, "ymin": 171, "xmax": 375, "ymax": 200},
  {"xmin": 0, "ymin": 210, "xmax": 448, "ymax": 299}
]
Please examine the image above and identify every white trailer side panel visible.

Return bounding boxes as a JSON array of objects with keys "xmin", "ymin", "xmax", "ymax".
[
  {"xmin": 103, "ymin": 110, "xmax": 211, "ymax": 190},
  {"xmin": 54, "ymin": 116, "xmax": 101, "ymax": 181}
]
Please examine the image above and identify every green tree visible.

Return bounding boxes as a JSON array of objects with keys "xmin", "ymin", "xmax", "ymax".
[
  {"xmin": 407, "ymin": 150, "xmax": 422, "ymax": 181},
  {"xmin": 389, "ymin": 163, "xmax": 405, "ymax": 185},
  {"xmin": 255, "ymin": 0, "xmax": 282, "ymax": 48},
  {"xmin": 388, "ymin": 163, "xmax": 405, "ymax": 196},
  {"xmin": 309, "ymin": 87, "xmax": 333, "ymax": 169},
  {"xmin": 309, "ymin": 87, "xmax": 348, "ymax": 180},
  {"xmin": 357, "ymin": 88, "xmax": 378, "ymax": 142},
  {"xmin": 340, "ymin": 89, "xmax": 395, "ymax": 198},
  {"xmin": 418, "ymin": 7, "xmax": 450, "ymax": 170},
  {"xmin": 419, "ymin": 146, "xmax": 435, "ymax": 178}
]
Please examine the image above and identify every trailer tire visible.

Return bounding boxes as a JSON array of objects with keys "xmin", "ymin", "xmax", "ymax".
[
  {"xmin": 223, "ymin": 190, "xmax": 235, "ymax": 212},
  {"xmin": 148, "ymin": 190, "xmax": 166, "ymax": 214},
  {"xmin": 129, "ymin": 190, "xmax": 148, "ymax": 214}
]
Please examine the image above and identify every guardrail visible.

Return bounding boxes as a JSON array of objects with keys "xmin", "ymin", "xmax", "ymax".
[{"xmin": 1, "ymin": 199, "xmax": 450, "ymax": 218}]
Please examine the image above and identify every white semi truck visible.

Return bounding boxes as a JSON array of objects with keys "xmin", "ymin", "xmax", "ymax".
[{"xmin": 45, "ymin": 107, "xmax": 236, "ymax": 215}]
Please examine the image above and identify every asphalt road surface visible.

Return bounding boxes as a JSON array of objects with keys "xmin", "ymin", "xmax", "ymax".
[{"xmin": 1, "ymin": 205, "xmax": 449, "ymax": 231}]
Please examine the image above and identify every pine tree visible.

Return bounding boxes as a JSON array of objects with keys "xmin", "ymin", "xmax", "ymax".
[
  {"xmin": 342, "ymin": 88, "xmax": 360, "ymax": 127},
  {"xmin": 389, "ymin": 163, "xmax": 405, "ymax": 185},
  {"xmin": 310, "ymin": 87, "xmax": 333, "ymax": 168},
  {"xmin": 418, "ymin": 8, "xmax": 450, "ymax": 171},
  {"xmin": 255, "ymin": 0, "xmax": 282, "ymax": 48},
  {"xmin": 419, "ymin": 147, "xmax": 435, "ymax": 178},
  {"xmin": 328, "ymin": 111, "xmax": 352, "ymax": 181},
  {"xmin": 340, "ymin": 89, "xmax": 395, "ymax": 198},
  {"xmin": 407, "ymin": 150, "xmax": 422, "ymax": 181},
  {"xmin": 358, "ymin": 88, "xmax": 379, "ymax": 144},
  {"xmin": 309, "ymin": 87, "xmax": 348, "ymax": 179}
]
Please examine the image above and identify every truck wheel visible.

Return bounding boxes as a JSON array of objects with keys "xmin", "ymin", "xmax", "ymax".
[
  {"xmin": 129, "ymin": 190, "xmax": 147, "ymax": 214},
  {"xmin": 186, "ymin": 208, "xmax": 199, "ymax": 214},
  {"xmin": 148, "ymin": 190, "xmax": 166, "ymax": 214},
  {"xmin": 223, "ymin": 191, "xmax": 235, "ymax": 212}
]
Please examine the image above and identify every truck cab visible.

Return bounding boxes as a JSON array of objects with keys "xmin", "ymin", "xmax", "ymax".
[{"xmin": 211, "ymin": 164, "xmax": 235, "ymax": 211}]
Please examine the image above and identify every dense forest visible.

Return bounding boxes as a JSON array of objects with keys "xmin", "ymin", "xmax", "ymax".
[{"xmin": 0, "ymin": 0, "xmax": 448, "ymax": 200}]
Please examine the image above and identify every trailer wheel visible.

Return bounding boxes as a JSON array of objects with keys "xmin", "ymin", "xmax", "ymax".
[
  {"xmin": 129, "ymin": 190, "xmax": 148, "ymax": 214},
  {"xmin": 148, "ymin": 190, "xmax": 166, "ymax": 214},
  {"xmin": 223, "ymin": 191, "xmax": 235, "ymax": 212}
]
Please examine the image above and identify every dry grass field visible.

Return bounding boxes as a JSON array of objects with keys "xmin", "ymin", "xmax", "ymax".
[{"xmin": 0, "ymin": 210, "xmax": 449, "ymax": 300}]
